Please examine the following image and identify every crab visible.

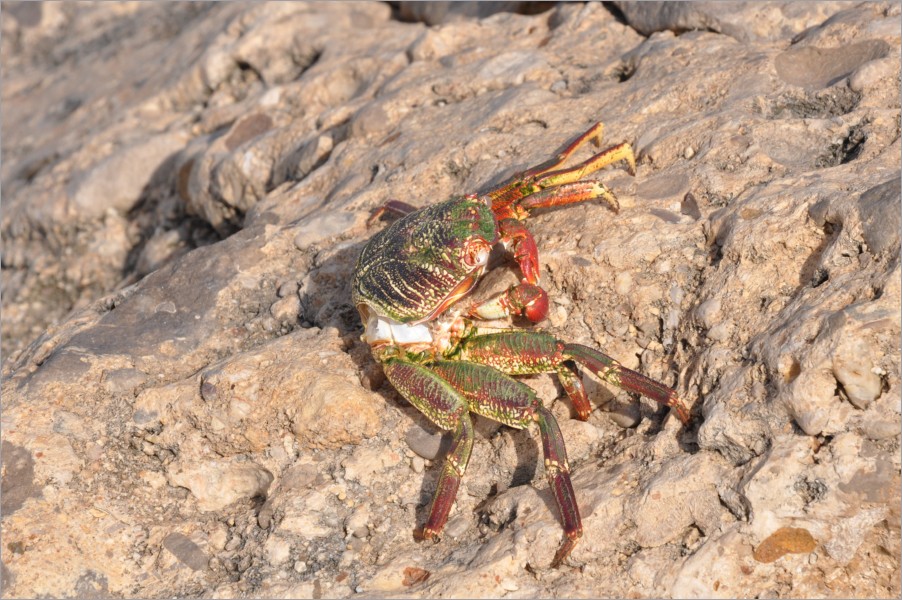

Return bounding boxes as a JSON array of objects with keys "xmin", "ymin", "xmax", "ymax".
[{"xmin": 352, "ymin": 122, "xmax": 691, "ymax": 567}]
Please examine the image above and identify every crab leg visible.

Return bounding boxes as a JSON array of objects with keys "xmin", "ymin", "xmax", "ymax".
[
  {"xmin": 486, "ymin": 122, "xmax": 635, "ymax": 220},
  {"xmin": 517, "ymin": 121, "xmax": 606, "ymax": 182},
  {"xmin": 382, "ymin": 359, "xmax": 475, "ymax": 541},
  {"xmin": 555, "ymin": 362, "xmax": 592, "ymax": 421},
  {"xmin": 486, "ymin": 122, "xmax": 606, "ymax": 209},
  {"xmin": 536, "ymin": 403, "xmax": 582, "ymax": 567},
  {"xmin": 531, "ymin": 141, "xmax": 636, "ymax": 186},
  {"xmin": 562, "ymin": 343, "xmax": 692, "ymax": 422},
  {"xmin": 430, "ymin": 360, "xmax": 582, "ymax": 567},
  {"xmin": 468, "ymin": 282, "xmax": 549, "ymax": 323},
  {"xmin": 367, "ymin": 199, "xmax": 419, "ymax": 225},
  {"xmin": 518, "ymin": 180, "xmax": 620, "ymax": 214},
  {"xmin": 457, "ymin": 331, "xmax": 691, "ymax": 424}
]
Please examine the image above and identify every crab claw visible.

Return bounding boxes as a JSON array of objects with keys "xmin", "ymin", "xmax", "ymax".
[
  {"xmin": 516, "ymin": 284, "xmax": 549, "ymax": 322},
  {"xmin": 469, "ymin": 283, "xmax": 549, "ymax": 322}
]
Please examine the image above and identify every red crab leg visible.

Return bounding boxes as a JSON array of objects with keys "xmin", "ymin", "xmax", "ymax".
[
  {"xmin": 382, "ymin": 359, "xmax": 475, "ymax": 541},
  {"xmin": 536, "ymin": 403, "xmax": 582, "ymax": 567},
  {"xmin": 458, "ymin": 331, "xmax": 691, "ymax": 425},
  {"xmin": 486, "ymin": 122, "xmax": 607, "ymax": 211},
  {"xmin": 563, "ymin": 343, "xmax": 690, "ymax": 424},
  {"xmin": 556, "ymin": 362, "xmax": 592, "ymax": 421},
  {"xmin": 366, "ymin": 199, "xmax": 419, "ymax": 225},
  {"xmin": 518, "ymin": 180, "xmax": 620, "ymax": 214},
  {"xmin": 430, "ymin": 360, "xmax": 582, "ymax": 568}
]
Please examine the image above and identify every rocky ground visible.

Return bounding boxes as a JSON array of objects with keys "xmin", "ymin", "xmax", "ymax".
[{"xmin": 1, "ymin": 1, "xmax": 900, "ymax": 598}]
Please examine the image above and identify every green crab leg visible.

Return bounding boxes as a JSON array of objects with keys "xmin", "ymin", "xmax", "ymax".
[
  {"xmin": 382, "ymin": 358, "xmax": 475, "ymax": 541},
  {"xmin": 430, "ymin": 360, "xmax": 582, "ymax": 567},
  {"xmin": 458, "ymin": 331, "xmax": 691, "ymax": 424}
]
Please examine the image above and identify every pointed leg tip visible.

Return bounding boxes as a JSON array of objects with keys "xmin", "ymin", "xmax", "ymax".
[
  {"xmin": 551, "ymin": 536, "xmax": 579, "ymax": 569},
  {"xmin": 669, "ymin": 395, "xmax": 692, "ymax": 425},
  {"xmin": 414, "ymin": 527, "xmax": 441, "ymax": 543},
  {"xmin": 603, "ymin": 191, "xmax": 621, "ymax": 214}
]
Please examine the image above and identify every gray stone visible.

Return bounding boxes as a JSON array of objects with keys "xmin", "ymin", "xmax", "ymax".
[
  {"xmin": 858, "ymin": 177, "xmax": 901, "ymax": 257},
  {"xmin": 0, "ymin": 442, "xmax": 42, "ymax": 515},
  {"xmin": 611, "ymin": 1, "xmax": 849, "ymax": 42},
  {"xmin": 774, "ymin": 40, "xmax": 891, "ymax": 89},
  {"xmin": 404, "ymin": 424, "xmax": 447, "ymax": 461},
  {"xmin": 162, "ymin": 532, "xmax": 209, "ymax": 571}
]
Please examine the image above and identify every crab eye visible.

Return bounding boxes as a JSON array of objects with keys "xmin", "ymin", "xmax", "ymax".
[{"xmin": 463, "ymin": 239, "xmax": 491, "ymax": 268}]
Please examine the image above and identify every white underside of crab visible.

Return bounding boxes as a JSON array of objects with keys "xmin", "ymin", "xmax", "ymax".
[
  {"xmin": 362, "ymin": 308, "xmax": 470, "ymax": 355},
  {"xmin": 364, "ymin": 311, "xmax": 435, "ymax": 347}
]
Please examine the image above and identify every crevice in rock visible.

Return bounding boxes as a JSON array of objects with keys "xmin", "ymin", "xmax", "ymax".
[
  {"xmin": 765, "ymin": 86, "xmax": 862, "ymax": 120},
  {"xmin": 611, "ymin": 60, "xmax": 637, "ymax": 83}
]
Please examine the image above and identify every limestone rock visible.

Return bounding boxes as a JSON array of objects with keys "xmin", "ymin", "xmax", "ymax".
[
  {"xmin": 167, "ymin": 458, "xmax": 274, "ymax": 512},
  {"xmin": 1, "ymin": 2, "xmax": 899, "ymax": 598}
]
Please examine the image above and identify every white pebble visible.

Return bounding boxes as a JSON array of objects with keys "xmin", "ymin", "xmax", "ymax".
[
  {"xmin": 696, "ymin": 297, "xmax": 722, "ymax": 329},
  {"xmin": 411, "ymin": 456, "xmax": 425, "ymax": 473},
  {"xmin": 270, "ymin": 295, "xmax": 300, "ymax": 322},
  {"xmin": 832, "ymin": 339, "xmax": 882, "ymax": 409}
]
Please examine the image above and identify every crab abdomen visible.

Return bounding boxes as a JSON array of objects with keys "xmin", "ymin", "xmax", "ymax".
[{"xmin": 353, "ymin": 196, "xmax": 498, "ymax": 323}]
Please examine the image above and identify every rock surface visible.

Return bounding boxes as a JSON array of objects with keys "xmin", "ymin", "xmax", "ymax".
[{"xmin": 2, "ymin": 2, "xmax": 900, "ymax": 598}]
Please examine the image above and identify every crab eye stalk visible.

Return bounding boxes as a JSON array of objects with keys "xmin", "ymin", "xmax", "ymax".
[{"xmin": 462, "ymin": 238, "xmax": 492, "ymax": 269}]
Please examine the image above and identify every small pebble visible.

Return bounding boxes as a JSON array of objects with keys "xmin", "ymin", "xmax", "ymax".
[
  {"xmin": 696, "ymin": 297, "xmax": 722, "ymax": 329},
  {"xmin": 707, "ymin": 321, "xmax": 732, "ymax": 342},
  {"xmin": 607, "ymin": 399, "xmax": 641, "ymax": 429},
  {"xmin": 832, "ymin": 339, "xmax": 882, "ymax": 409},
  {"xmin": 277, "ymin": 281, "xmax": 298, "ymax": 298},
  {"xmin": 271, "ymin": 295, "xmax": 300, "ymax": 322},
  {"xmin": 411, "ymin": 456, "xmax": 425, "ymax": 473},
  {"xmin": 405, "ymin": 424, "xmax": 446, "ymax": 460}
]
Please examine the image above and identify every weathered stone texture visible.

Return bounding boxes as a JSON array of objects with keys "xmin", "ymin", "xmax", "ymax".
[{"xmin": 2, "ymin": 2, "xmax": 899, "ymax": 598}]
